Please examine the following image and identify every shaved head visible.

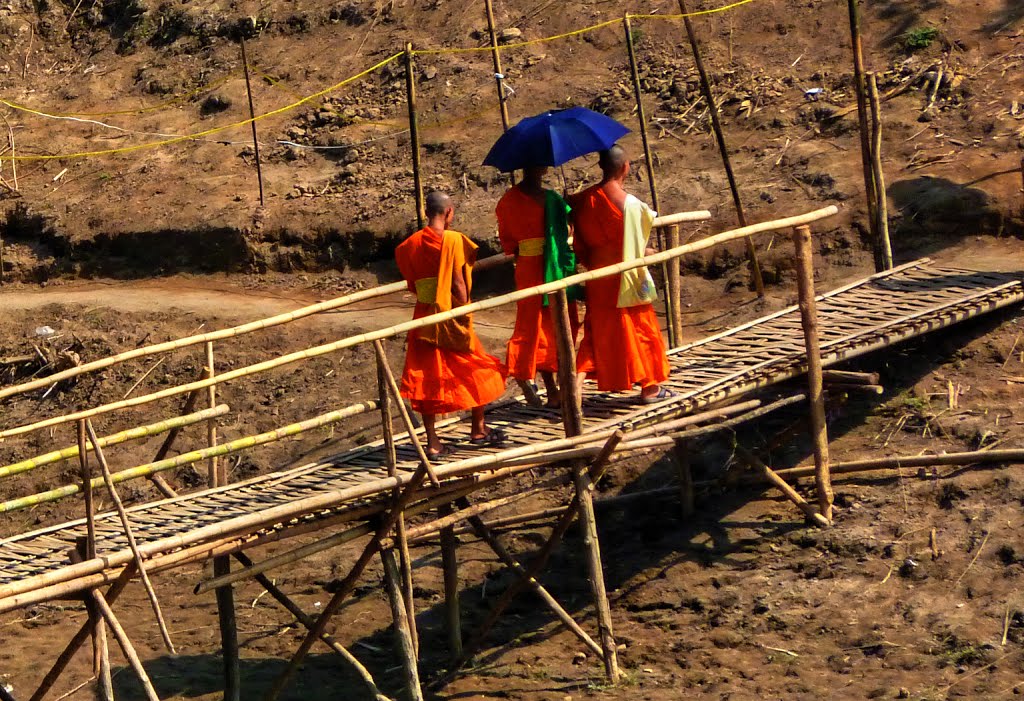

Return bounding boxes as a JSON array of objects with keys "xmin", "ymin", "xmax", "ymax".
[
  {"xmin": 598, "ymin": 145, "xmax": 628, "ymax": 177},
  {"xmin": 425, "ymin": 190, "xmax": 452, "ymax": 218}
]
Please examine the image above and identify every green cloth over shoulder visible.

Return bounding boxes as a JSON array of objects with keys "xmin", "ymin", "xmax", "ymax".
[{"xmin": 542, "ymin": 189, "xmax": 581, "ymax": 306}]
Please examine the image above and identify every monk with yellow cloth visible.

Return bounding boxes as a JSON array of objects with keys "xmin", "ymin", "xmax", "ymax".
[
  {"xmin": 495, "ymin": 166, "xmax": 577, "ymax": 408},
  {"xmin": 396, "ymin": 191, "xmax": 508, "ymax": 456},
  {"xmin": 570, "ymin": 146, "xmax": 673, "ymax": 403}
]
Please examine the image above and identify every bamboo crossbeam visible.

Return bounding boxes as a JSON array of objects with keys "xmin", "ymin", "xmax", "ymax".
[
  {"xmin": 0, "ymin": 252, "xmax": 511, "ymax": 402},
  {"xmin": 772, "ymin": 448, "xmax": 1024, "ymax": 480},
  {"xmin": 0, "ymin": 405, "xmax": 228, "ymax": 480},
  {"xmin": 0, "ymin": 206, "xmax": 812, "ymax": 441},
  {"xmin": 0, "ymin": 401, "xmax": 378, "ymax": 513}
]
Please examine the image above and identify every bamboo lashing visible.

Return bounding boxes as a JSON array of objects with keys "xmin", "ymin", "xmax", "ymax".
[
  {"xmin": 85, "ymin": 420, "xmax": 176, "ymax": 656},
  {"xmin": 0, "ymin": 405, "xmax": 228, "ymax": 480},
  {"xmin": 0, "ymin": 401, "xmax": 378, "ymax": 512},
  {"xmin": 0, "ymin": 207, "xmax": 722, "ymax": 439}
]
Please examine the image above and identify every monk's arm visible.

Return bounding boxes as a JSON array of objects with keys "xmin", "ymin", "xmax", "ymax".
[{"xmin": 452, "ymin": 266, "xmax": 469, "ymax": 306}]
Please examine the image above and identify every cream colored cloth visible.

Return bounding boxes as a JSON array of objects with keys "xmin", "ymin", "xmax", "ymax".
[{"xmin": 617, "ymin": 193, "xmax": 658, "ymax": 308}]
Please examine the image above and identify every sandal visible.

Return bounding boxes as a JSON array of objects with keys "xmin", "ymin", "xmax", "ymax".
[
  {"xmin": 640, "ymin": 386, "xmax": 677, "ymax": 405},
  {"xmin": 427, "ymin": 444, "xmax": 452, "ymax": 458},
  {"xmin": 469, "ymin": 427, "xmax": 508, "ymax": 447}
]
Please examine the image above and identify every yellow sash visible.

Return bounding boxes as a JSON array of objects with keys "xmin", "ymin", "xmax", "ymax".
[
  {"xmin": 517, "ymin": 237, "xmax": 544, "ymax": 257},
  {"xmin": 414, "ymin": 277, "xmax": 438, "ymax": 303}
]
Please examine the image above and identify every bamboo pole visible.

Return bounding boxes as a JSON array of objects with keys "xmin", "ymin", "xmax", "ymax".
[
  {"xmin": 773, "ymin": 448, "xmax": 1024, "ymax": 481},
  {"xmin": 27, "ymin": 565, "xmax": 135, "ymax": 701},
  {"xmin": 549, "ymin": 289, "xmax": 582, "ymax": 435},
  {"xmin": 380, "ymin": 547, "xmax": 424, "ymax": 701},
  {"xmin": 240, "ymin": 37, "xmax": 265, "ymax": 207},
  {"xmin": 822, "ymin": 370, "xmax": 879, "ymax": 384},
  {"xmin": 373, "ymin": 341, "xmax": 440, "ymax": 489},
  {"xmin": 676, "ymin": 0, "xmax": 764, "ymax": 297},
  {"xmin": 665, "ymin": 224, "xmax": 684, "ymax": 344},
  {"xmin": 846, "ymin": 0, "xmax": 881, "ymax": 271},
  {"xmin": 84, "ymin": 420, "xmax": 177, "ymax": 655},
  {"xmin": 624, "ymin": 12, "xmax": 675, "ymax": 345},
  {"xmin": 0, "ymin": 207, "xmax": 746, "ymax": 440},
  {"xmin": 0, "ymin": 401, "xmax": 379, "ymax": 512},
  {"xmin": 734, "ymin": 446, "xmax": 830, "ymax": 527},
  {"xmin": 375, "ymin": 345, "xmax": 418, "ymax": 655},
  {"xmin": 88, "ymin": 589, "xmax": 161, "ymax": 701},
  {"xmin": 0, "ymin": 682, "xmax": 14, "ymax": 701},
  {"xmin": 0, "ymin": 251, "xmax": 512, "ymax": 402},
  {"xmin": 483, "ymin": 0, "xmax": 511, "ymax": 132},
  {"xmin": 440, "ymin": 504, "xmax": 462, "ymax": 660},
  {"xmin": 867, "ymin": 72, "xmax": 892, "ymax": 270},
  {"xmin": 674, "ymin": 439, "xmax": 695, "ymax": 518},
  {"xmin": 405, "ymin": 43, "xmax": 425, "ymax": 228},
  {"xmin": 791, "ymin": 225, "xmax": 833, "ymax": 521},
  {"xmin": 0, "ymin": 405, "xmax": 228, "ymax": 480},
  {"xmin": 230, "ymin": 553, "xmax": 388, "ymax": 701}
]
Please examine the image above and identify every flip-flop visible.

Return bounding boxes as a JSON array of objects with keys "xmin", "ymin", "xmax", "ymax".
[
  {"xmin": 427, "ymin": 444, "xmax": 452, "ymax": 458},
  {"xmin": 469, "ymin": 427, "xmax": 508, "ymax": 446},
  {"xmin": 640, "ymin": 386, "xmax": 677, "ymax": 405}
]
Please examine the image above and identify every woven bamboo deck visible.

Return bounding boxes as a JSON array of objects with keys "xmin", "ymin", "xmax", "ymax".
[{"xmin": 0, "ymin": 259, "xmax": 1020, "ymax": 606}]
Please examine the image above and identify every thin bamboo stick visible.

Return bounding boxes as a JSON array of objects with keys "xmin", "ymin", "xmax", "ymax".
[
  {"xmin": 375, "ymin": 345, "xmax": 418, "ymax": 655},
  {"xmin": 89, "ymin": 589, "xmax": 161, "ymax": 701},
  {"xmin": 85, "ymin": 420, "xmax": 176, "ymax": 655},
  {"xmin": 666, "ymin": 224, "xmax": 684, "ymax": 343},
  {"xmin": 846, "ymin": 0, "xmax": 881, "ymax": 271},
  {"xmin": 483, "ymin": 0, "xmax": 511, "ymax": 131},
  {"xmin": 773, "ymin": 448, "xmax": 1024, "ymax": 480},
  {"xmin": 0, "ymin": 206, "xmax": 758, "ymax": 440},
  {"xmin": 676, "ymin": 0, "xmax": 764, "ymax": 297},
  {"xmin": 0, "ymin": 252, "xmax": 513, "ymax": 402},
  {"xmin": 0, "ymin": 406, "xmax": 228, "ymax": 480},
  {"xmin": 440, "ymin": 504, "xmax": 461, "ymax": 660},
  {"xmin": 405, "ymin": 43, "xmax": 424, "ymax": 228},
  {"xmin": 380, "ymin": 547, "xmax": 424, "ymax": 701},
  {"xmin": 867, "ymin": 72, "xmax": 892, "ymax": 270},
  {"xmin": 373, "ymin": 340, "xmax": 440, "ymax": 487},
  {"xmin": 550, "ymin": 289, "xmax": 582, "ymax": 436},
  {"xmin": 240, "ymin": 38, "xmax": 265, "ymax": 207},
  {"xmin": 75, "ymin": 539, "xmax": 112, "ymax": 701},
  {"xmin": 624, "ymin": 12, "xmax": 674, "ymax": 345},
  {"xmin": 792, "ymin": 225, "xmax": 833, "ymax": 521},
  {"xmin": 0, "ymin": 401, "xmax": 378, "ymax": 512},
  {"xmin": 734, "ymin": 446, "xmax": 830, "ymax": 527},
  {"xmin": 27, "ymin": 565, "xmax": 135, "ymax": 701}
]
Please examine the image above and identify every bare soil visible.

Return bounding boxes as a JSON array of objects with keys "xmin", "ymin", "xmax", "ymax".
[{"xmin": 0, "ymin": 0, "xmax": 1022, "ymax": 700}]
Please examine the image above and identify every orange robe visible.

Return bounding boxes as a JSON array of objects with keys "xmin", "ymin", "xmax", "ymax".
[
  {"xmin": 570, "ymin": 185, "xmax": 670, "ymax": 392},
  {"xmin": 496, "ymin": 186, "xmax": 562, "ymax": 381},
  {"xmin": 396, "ymin": 227, "xmax": 507, "ymax": 415}
]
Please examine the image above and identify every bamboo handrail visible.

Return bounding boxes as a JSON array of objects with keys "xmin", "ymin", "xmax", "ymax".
[
  {"xmin": 0, "ymin": 405, "xmax": 229, "ymax": 480},
  {"xmin": 0, "ymin": 400, "xmax": 379, "ymax": 513},
  {"xmin": 0, "ymin": 206, "xmax": 832, "ymax": 441}
]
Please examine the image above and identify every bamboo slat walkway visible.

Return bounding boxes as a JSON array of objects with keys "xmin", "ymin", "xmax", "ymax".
[{"xmin": 0, "ymin": 259, "xmax": 1020, "ymax": 605}]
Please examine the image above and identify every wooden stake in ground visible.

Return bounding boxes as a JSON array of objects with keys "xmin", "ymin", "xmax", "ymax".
[
  {"xmin": 88, "ymin": 588, "xmax": 161, "ymax": 701},
  {"xmin": 734, "ymin": 446, "xmax": 830, "ymax": 528},
  {"xmin": 375, "ymin": 343, "xmax": 419, "ymax": 654},
  {"xmin": 867, "ymin": 72, "xmax": 892, "ymax": 270},
  {"xmin": 623, "ymin": 13, "xmax": 675, "ymax": 345},
  {"xmin": 845, "ymin": 0, "xmax": 882, "ymax": 271},
  {"xmin": 676, "ymin": 0, "xmax": 764, "ymax": 297},
  {"xmin": 791, "ymin": 225, "xmax": 833, "ymax": 521},
  {"xmin": 84, "ymin": 420, "xmax": 177, "ymax": 655},
  {"xmin": 240, "ymin": 37, "xmax": 265, "ymax": 207},
  {"xmin": 404, "ymin": 43, "xmax": 425, "ymax": 228},
  {"xmin": 665, "ymin": 224, "xmax": 684, "ymax": 345},
  {"xmin": 381, "ymin": 547, "xmax": 424, "ymax": 701},
  {"xmin": 483, "ymin": 0, "xmax": 511, "ymax": 132},
  {"xmin": 440, "ymin": 504, "xmax": 462, "ymax": 659},
  {"xmin": 205, "ymin": 343, "xmax": 240, "ymax": 701}
]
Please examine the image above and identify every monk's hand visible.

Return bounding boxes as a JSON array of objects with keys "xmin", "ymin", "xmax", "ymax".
[{"xmin": 645, "ymin": 246, "xmax": 656, "ymax": 257}]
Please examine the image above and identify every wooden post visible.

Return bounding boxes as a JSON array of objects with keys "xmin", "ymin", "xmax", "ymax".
[
  {"xmin": 665, "ymin": 224, "xmax": 684, "ymax": 345},
  {"xmin": 0, "ymin": 682, "xmax": 15, "ymax": 701},
  {"xmin": 624, "ymin": 13, "xmax": 676, "ymax": 346},
  {"xmin": 440, "ymin": 507, "xmax": 462, "ymax": 660},
  {"xmin": 548, "ymin": 288, "xmax": 618, "ymax": 682},
  {"xmin": 676, "ymin": 0, "xmax": 764, "ymax": 297},
  {"xmin": 867, "ymin": 73, "xmax": 892, "ymax": 270},
  {"xmin": 673, "ymin": 439, "xmax": 695, "ymax": 518},
  {"xmin": 405, "ymin": 43, "xmax": 425, "ymax": 228},
  {"xmin": 374, "ymin": 343, "xmax": 419, "ymax": 654},
  {"xmin": 846, "ymin": 0, "xmax": 881, "ymax": 271},
  {"xmin": 84, "ymin": 420, "xmax": 177, "ymax": 654},
  {"xmin": 205, "ymin": 342, "xmax": 240, "ymax": 701},
  {"xmin": 76, "ymin": 423, "xmax": 112, "ymax": 701},
  {"xmin": 791, "ymin": 225, "xmax": 833, "ymax": 522},
  {"xmin": 380, "ymin": 547, "xmax": 425, "ymax": 701},
  {"xmin": 483, "ymin": 0, "xmax": 511, "ymax": 132},
  {"xmin": 88, "ymin": 589, "xmax": 161, "ymax": 701},
  {"xmin": 240, "ymin": 38, "xmax": 265, "ymax": 207}
]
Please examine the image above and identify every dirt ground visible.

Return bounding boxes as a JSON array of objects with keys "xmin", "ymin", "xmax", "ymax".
[{"xmin": 0, "ymin": 0, "xmax": 1023, "ymax": 699}]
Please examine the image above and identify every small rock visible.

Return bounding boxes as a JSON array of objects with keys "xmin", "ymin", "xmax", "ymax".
[
  {"xmin": 499, "ymin": 27, "xmax": 522, "ymax": 43},
  {"xmin": 897, "ymin": 688, "xmax": 910, "ymax": 699},
  {"xmin": 571, "ymin": 651, "xmax": 587, "ymax": 665},
  {"xmin": 421, "ymin": 65, "xmax": 438, "ymax": 81}
]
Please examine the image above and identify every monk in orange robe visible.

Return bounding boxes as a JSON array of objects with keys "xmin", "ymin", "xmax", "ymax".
[
  {"xmin": 495, "ymin": 166, "xmax": 575, "ymax": 407},
  {"xmin": 570, "ymin": 146, "xmax": 672, "ymax": 403},
  {"xmin": 396, "ymin": 191, "xmax": 508, "ymax": 456}
]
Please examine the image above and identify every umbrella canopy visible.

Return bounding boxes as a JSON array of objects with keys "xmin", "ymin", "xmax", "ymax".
[{"xmin": 482, "ymin": 106, "xmax": 630, "ymax": 173}]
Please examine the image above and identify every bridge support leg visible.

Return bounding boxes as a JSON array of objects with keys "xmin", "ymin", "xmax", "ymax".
[
  {"xmin": 213, "ymin": 559, "xmax": 241, "ymax": 701},
  {"xmin": 380, "ymin": 548, "xmax": 424, "ymax": 701},
  {"xmin": 673, "ymin": 439, "xmax": 695, "ymax": 519},
  {"xmin": 440, "ymin": 505, "xmax": 462, "ymax": 660}
]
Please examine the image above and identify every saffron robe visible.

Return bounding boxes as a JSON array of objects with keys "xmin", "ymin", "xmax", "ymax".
[
  {"xmin": 496, "ymin": 186, "xmax": 577, "ymax": 381},
  {"xmin": 570, "ymin": 185, "xmax": 670, "ymax": 392},
  {"xmin": 396, "ymin": 227, "xmax": 507, "ymax": 414}
]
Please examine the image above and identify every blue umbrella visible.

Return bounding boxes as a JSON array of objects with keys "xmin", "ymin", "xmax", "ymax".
[{"xmin": 483, "ymin": 106, "xmax": 630, "ymax": 173}]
